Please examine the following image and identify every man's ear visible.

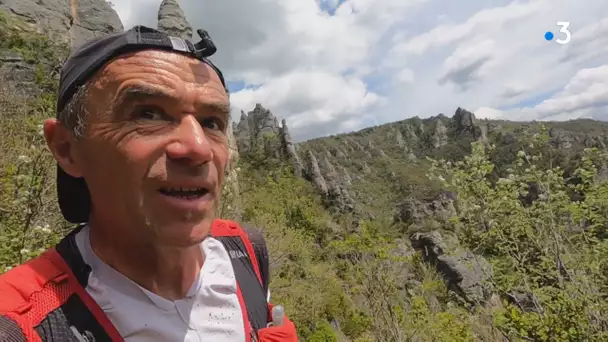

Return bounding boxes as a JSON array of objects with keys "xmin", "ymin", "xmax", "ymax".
[{"xmin": 43, "ymin": 118, "xmax": 84, "ymax": 178}]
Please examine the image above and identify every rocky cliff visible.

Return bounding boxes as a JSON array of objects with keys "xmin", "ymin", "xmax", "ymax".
[
  {"xmin": 0, "ymin": 0, "xmax": 122, "ymax": 98},
  {"xmin": 157, "ymin": 0, "xmax": 192, "ymax": 39},
  {"xmin": 0, "ymin": 0, "xmax": 123, "ymax": 49},
  {"xmin": 233, "ymin": 103, "xmax": 608, "ymax": 222}
]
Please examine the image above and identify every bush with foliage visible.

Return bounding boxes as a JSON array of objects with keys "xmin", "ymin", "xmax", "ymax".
[{"xmin": 430, "ymin": 131, "xmax": 608, "ymax": 341}]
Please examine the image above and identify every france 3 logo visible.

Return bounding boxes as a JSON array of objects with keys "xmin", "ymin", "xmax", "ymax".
[{"xmin": 544, "ymin": 22, "xmax": 571, "ymax": 45}]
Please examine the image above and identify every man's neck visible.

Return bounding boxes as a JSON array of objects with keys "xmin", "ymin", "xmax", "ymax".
[{"xmin": 87, "ymin": 225, "xmax": 204, "ymax": 301}]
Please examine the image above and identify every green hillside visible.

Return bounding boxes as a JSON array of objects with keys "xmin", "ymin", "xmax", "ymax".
[{"xmin": 1, "ymin": 9, "xmax": 607, "ymax": 341}]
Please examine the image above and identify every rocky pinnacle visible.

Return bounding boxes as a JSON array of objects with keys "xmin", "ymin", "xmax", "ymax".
[{"xmin": 157, "ymin": 0, "xmax": 193, "ymax": 40}]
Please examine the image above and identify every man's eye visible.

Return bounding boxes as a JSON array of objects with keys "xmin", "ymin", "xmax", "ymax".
[
  {"xmin": 133, "ymin": 107, "xmax": 168, "ymax": 121},
  {"xmin": 200, "ymin": 117, "xmax": 223, "ymax": 130}
]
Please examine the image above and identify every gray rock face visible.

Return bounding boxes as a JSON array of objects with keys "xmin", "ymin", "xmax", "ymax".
[
  {"xmin": 372, "ymin": 147, "xmax": 387, "ymax": 158},
  {"xmin": 361, "ymin": 162, "xmax": 371, "ymax": 174},
  {"xmin": 0, "ymin": 0, "xmax": 123, "ymax": 49},
  {"xmin": 279, "ymin": 119, "xmax": 304, "ymax": 177},
  {"xmin": 479, "ymin": 124, "xmax": 488, "ymax": 143},
  {"xmin": 549, "ymin": 128, "xmax": 573, "ymax": 150},
  {"xmin": 318, "ymin": 155, "xmax": 355, "ymax": 213},
  {"xmin": 340, "ymin": 139, "xmax": 353, "ymax": 153},
  {"xmin": 394, "ymin": 190, "xmax": 457, "ymax": 226},
  {"xmin": 305, "ymin": 151, "xmax": 328, "ymax": 194},
  {"xmin": 70, "ymin": 0, "xmax": 124, "ymax": 48},
  {"xmin": 235, "ymin": 104, "xmax": 282, "ymax": 154},
  {"xmin": 410, "ymin": 231, "xmax": 492, "ymax": 305},
  {"xmin": 583, "ymin": 134, "xmax": 605, "ymax": 149},
  {"xmin": 453, "ymin": 107, "xmax": 483, "ymax": 140},
  {"xmin": 339, "ymin": 166, "xmax": 352, "ymax": 185},
  {"xmin": 331, "ymin": 147, "xmax": 346, "ymax": 159},
  {"xmin": 394, "ymin": 129, "xmax": 405, "ymax": 148},
  {"xmin": 351, "ymin": 139, "xmax": 365, "ymax": 152},
  {"xmin": 226, "ymin": 120, "xmax": 239, "ymax": 170},
  {"xmin": 431, "ymin": 119, "xmax": 448, "ymax": 148},
  {"xmin": 157, "ymin": 0, "xmax": 192, "ymax": 40},
  {"xmin": 0, "ymin": 49, "xmax": 37, "ymax": 94},
  {"xmin": 319, "ymin": 155, "xmax": 337, "ymax": 177},
  {"xmin": 403, "ymin": 124, "xmax": 418, "ymax": 142},
  {"xmin": 235, "ymin": 111, "xmax": 252, "ymax": 153},
  {"xmin": 453, "ymin": 107, "xmax": 476, "ymax": 131},
  {"xmin": 393, "ymin": 129, "xmax": 417, "ymax": 160}
]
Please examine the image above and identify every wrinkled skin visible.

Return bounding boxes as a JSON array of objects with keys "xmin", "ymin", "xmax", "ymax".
[{"xmin": 43, "ymin": 50, "xmax": 230, "ymax": 298}]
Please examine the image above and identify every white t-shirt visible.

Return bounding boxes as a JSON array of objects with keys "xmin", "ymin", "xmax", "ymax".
[{"xmin": 74, "ymin": 226, "xmax": 247, "ymax": 342}]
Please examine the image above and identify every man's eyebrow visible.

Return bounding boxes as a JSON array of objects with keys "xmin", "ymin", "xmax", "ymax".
[
  {"xmin": 201, "ymin": 101, "xmax": 231, "ymax": 118},
  {"xmin": 114, "ymin": 84, "xmax": 231, "ymax": 116},
  {"xmin": 116, "ymin": 84, "xmax": 176, "ymax": 104}
]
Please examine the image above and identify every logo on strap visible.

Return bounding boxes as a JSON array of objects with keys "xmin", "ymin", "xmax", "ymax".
[
  {"xmin": 229, "ymin": 250, "xmax": 248, "ymax": 260},
  {"xmin": 70, "ymin": 326, "xmax": 95, "ymax": 342}
]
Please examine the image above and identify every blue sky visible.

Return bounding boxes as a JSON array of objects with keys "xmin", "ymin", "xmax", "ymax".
[{"xmin": 111, "ymin": 0, "xmax": 608, "ymax": 142}]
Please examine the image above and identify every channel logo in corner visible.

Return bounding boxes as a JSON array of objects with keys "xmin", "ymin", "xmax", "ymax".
[{"xmin": 544, "ymin": 22, "xmax": 572, "ymax": 45}]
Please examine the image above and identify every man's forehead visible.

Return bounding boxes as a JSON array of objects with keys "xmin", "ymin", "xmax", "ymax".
[{"xmin": 98, "ymin": 49, "xmax": 224, "ymax": 87}]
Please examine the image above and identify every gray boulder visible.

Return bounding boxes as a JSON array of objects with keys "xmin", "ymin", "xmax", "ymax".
[{"xmin": 410, "ymin": 231, "xmax": 492, "ymax": 305}]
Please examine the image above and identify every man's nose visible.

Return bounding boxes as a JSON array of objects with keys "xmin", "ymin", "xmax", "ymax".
[{"xmin": 166, "ymin": 115, "xmax": 213, "ymax": 165}]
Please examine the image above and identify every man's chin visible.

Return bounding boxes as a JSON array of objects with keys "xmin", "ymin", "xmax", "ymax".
[{"xmin": 146, "ymin": 214, "xmax": 216, "ymax": 247}]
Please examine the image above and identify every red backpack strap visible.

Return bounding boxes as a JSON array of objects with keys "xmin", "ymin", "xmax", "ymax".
[
  {"xmin": 241, "ymin": 223, "xmax": 270, "ymax": 298},
  {"xmin": 211, "ymin": 219, "xmax": 263, "ymax": 283},
  {"xmin": 0, "ymin": 245, "xmax": 124, "ymax": 342},
  {"xmin": 0, "ymin": 250, "xmax": 66, "ymax": 342},
  {"xmin": 211, "ymin": 219, "xmax": 270, "ymax": 333},
  {"xmin": 0, "ymin": 250, "xmax": 71, "ymax": 324}
]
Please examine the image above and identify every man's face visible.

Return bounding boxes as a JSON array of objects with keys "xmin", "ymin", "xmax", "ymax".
[{"xmin": 54, "ymin": 50, "xmax": 230, "ymax": 247}]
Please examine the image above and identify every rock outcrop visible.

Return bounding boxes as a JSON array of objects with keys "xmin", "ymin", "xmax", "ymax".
[
  {"xmin": 319, "ymin": 155, "xmax": 355, "ymax": 213},
  {"xmin": 157, "ymin": 0, "xmax": 192, "ymax": 40},
  {"xmin": 452, "ymin": 107, "xmax": 484, "ymax": 141},
  {"xmin": 549, "ymin": 128, "xmax": 573, "ymax": 150},
  {"xmin": 0, "ymin": 0, "xmax": 123, "ymax": 49},
  {"xmin": 453, "ymin": 107, "xmax": 476, "ymax": 131},
  {"xmin": 394, "ymin": 190, "xmax": 457, "ymax": 226},
  {"xmin": 279, "ymin": 119, "xmax": 304, "ymax": 176},
  {"xmin": 410, "ymin": 231, "xmax": 493, "ymax": 306},
  {"xmin": 235, "ymin": 104, "xmax": 281, "ymax": 155},
  {"xmin": 431, "ymin": 119, "xmax": 448, "ymax": 148},
  {"xmin": 403, "ymin": 124, "xmax": 418, "ymax": 142},
  {"xmin": 305, "ymin": 151, "xmax": 328, "ymax": 194}
]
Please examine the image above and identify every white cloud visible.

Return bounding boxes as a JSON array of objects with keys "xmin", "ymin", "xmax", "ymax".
[
  {"xmin": 390, "ymin": 0, "xmax": 544, "ymax": 57},
  {"xmin": 438, "ymin": 39, "xmax": 498, "ymax": 90},
  {"xmin": 395, "ymin": 68, "xmax": 415, "ymax": 84},
  {"xmin": 476, "ymin": 64, "xmax": 608, "ymax": 121},
  {"xmin": 109, "ymin": 0, "xmax": 608, "ymax": 141},
  {"xmin": 534, "ymin": 65, "xmax": 608, "ymax": 118},
  {"xmin": 474, "ymin": 107, "xmax": 504, "ymax": 120},
  {"xmin": 230, "ymin": 70, "xmax": 382, "ymax": 141}
]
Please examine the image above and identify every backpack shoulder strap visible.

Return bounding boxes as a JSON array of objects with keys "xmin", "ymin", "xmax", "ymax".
[
  {"xmin": 211, "ymin": 219, "xmax": 270, "ymax": 332},
  {"xmin": 0, "ymin": 249, "xmax": 67, "ymax": 314},
  {"xmin": 0, "ymin": 228, "xmax": 124, "ymax": 342},
  {"xmin": 0, "ymin": 250, "xmax": 65, "ymax": 342},
  {"xmin": 241, "ymin": 223, "xmax": 270, "ymax": 297}
]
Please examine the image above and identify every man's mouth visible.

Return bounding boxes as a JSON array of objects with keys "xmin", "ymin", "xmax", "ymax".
[{"xmin": 158, "ymin": 187, "xmax": 210, "ymax": 200}]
